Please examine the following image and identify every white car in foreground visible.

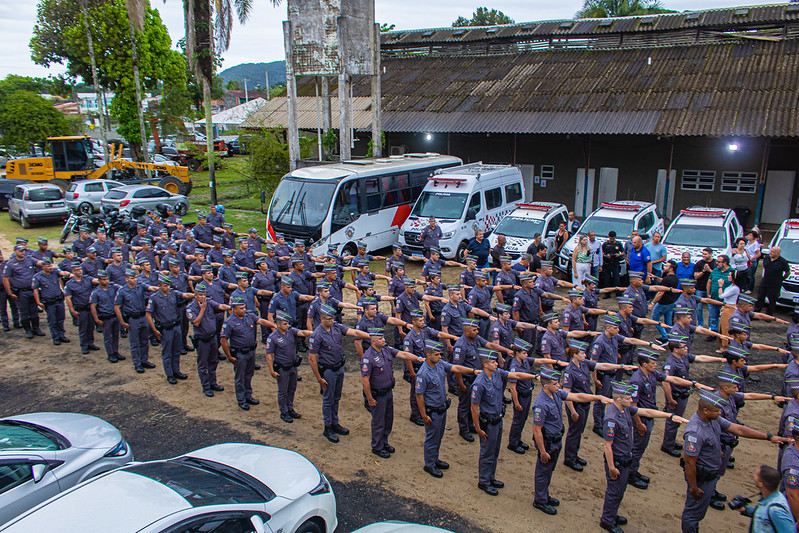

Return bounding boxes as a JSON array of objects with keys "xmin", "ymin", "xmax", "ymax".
[
  {"xmin": 0, "ymin": 443, "xmax": 336, "ymax": 533},
  {"xmin": 662, "ymin": 207, "xmax": 742, "ymax": 263},
  {"xmin": 767, "ymin": 219, "xmax": 799, "ymax": 308},
  {"xmin": 0, "ymin": 412, "xmax": 133, "ymax": 525},
  {"xmin": 352, "ymin": 522, "xmax": 453, "ymax": 532}
]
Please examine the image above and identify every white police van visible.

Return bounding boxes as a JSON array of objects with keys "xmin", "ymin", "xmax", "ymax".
[
  {"xmin": 488, "ymin": 202, "xmax": 568, "ymax": 261},
  {"xmin": 662, "ymin": 207, "xmax": 742, "ymax": 263},
  {"xmin": 767, "ymin": 219, "xmax": 799, "ymax": 307},
  {"xmin": 557, "ymin": 200, "xmax": 664, "ymax": 275},
  {"xmin": 398, "ymin": 163, "xmax": 525, "ymax": 260}
]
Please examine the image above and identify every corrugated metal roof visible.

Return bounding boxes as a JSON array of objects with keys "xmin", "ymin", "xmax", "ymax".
[
  {"xmin": 195, "ymin": 98, "xmax": 268, "ymax": 126},
  {"xmin": 241, "ymin": 97, "xmax": 373, "ymax": 130}
]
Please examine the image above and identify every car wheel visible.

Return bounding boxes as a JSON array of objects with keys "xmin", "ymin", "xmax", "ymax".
[
  {"xmin": 20, "ymin": 214, "xmax": 31, "ymax": 229},
  {"xmin": 78, "ymin": 202, "xmax": 93, "ymax": 216},
  {"xmin": 176, "ymin": 203, "xmax": 188, "ymax": 216},
  {"xmin": 341, "ymin": 243, "xmax": 357, "ymax": 266},
  {"xmin": 295, "ymin": 519, "xmax": 324, "ymax": 533},
  {"xmin": 455, "ymin": 240, "xmax": 469, "ymax": 263}
]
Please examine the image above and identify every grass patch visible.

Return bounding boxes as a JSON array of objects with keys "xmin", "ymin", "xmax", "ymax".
[{"xmin": 0, "ymin": 210, "xmax": 65, "ymax": 244}]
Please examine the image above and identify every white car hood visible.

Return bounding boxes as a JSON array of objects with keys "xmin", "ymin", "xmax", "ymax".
[
  {"xmin": 186, "ymin": 444, "xmax": 321, "ymax": 500},
  {"xmin": 2, "ymin": 412, "xmax": 122, "ymax": 450}
]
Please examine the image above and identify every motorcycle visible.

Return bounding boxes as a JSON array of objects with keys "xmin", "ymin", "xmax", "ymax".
[{"xmin": 59, "ymin": 205, "xmax": 146, "ymax": 244}]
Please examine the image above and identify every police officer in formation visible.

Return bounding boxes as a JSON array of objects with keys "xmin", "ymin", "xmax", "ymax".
[
  {"xmin": 90, "ymin": 270, "xmax": 124, "ymax": 363},
  {"xmin": 146, "ymin": 273, "xmax": 194, "ymax": 384},
  {"xmin": 3, "ymin": 243, "xmax": 44, "ymax": 338},
  {"xmin": 31, "ymin": 257, "xmax": 69, "ymax": 344},
  {"xmin": 187, "ymin": 282, "xmax": 231, "ymax": 396},
  {"xmin": 64, "ymin": 262, "xmax": 99, "ymax": 353},
  {"xmin": 265, "ymin": 311, "xmax": 312, "ymax": 422},
  {"xmin": 115, "ymin": 268, "xmax": 157, "ymax": 373}
]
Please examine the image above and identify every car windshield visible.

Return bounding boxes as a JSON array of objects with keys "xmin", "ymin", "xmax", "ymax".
[
  {"xmin": 580, "ymin": 216, "xmax": 634, "ymax": 239},
  {"xmin": 105, "ymin": 190, "xmax": 127, "ymax": 200},
  {"xmin": 270, "ymin": 177, "xmax": 337, "ymax": 228},
  {"xmin": 777, "ymin": 238, "xmax": 799, "ymax": 264},
  {"xmin": 411, "ymin": 191, "xmax": 468, "ymax": 220},
  {"xmin": 494, "ymin": 216, "xmax": 545, "ymax": 239},
  {"xmin": 28, "ymin": 189, "xmax": 62, "ymax": 202},
  {"xmin": 0, "ymin": 421, "xmax": 59, "ymax": 451},
  {"xmin": 125, "ymin": 461, "xmax": 268, "ymax": 507},
  {"xmin": 665, "ymin": 225, "xmax": 727, "ymax": 249}
]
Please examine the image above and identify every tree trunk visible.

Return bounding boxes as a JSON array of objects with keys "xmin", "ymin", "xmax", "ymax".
[
  {"xmin": 128, "ymin": 17, "xmax": 148, "ymax": 173},
  {"xmin": 203, "ymin": 76, "xmax": 217, "ymax": 205},
  {"xmin": 81, "ymin": 0, "xmax": 108, "ymax": 163}
]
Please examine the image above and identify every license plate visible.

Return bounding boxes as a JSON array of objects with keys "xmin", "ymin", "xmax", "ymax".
[
  {"xmin": 793, "ymin": 296, "xmax": 799, "ymax": 303},
  {"xmin": 46, "ymin": 202, "xmax": 64, "ymax": 208}
]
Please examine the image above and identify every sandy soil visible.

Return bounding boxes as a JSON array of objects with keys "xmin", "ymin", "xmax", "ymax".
[{"xmin": 0, "ymin": 258, "xmax": 790, "ymax": 532}]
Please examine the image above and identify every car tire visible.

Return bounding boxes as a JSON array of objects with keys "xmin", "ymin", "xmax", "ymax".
[
  {"xmin": 341, "ymin": 243, "xmax": 357, "ymax": 266},
  {"xmin": 78, "ymin": 202, "xmax": 93, "ymax": 216},
  {"xmin": 176, "ymin": 202, "xmax": 188, "ymax": 216},
  {"xmin": 20, "ymin": 214, "xmax": 31, "ymax": 229},
  {"xmin": 295, "ymin": 519, "xmax": 324, "ymax": 533},
  {"xmin": 455, "ymin": 240, "xmax": 469, "ymax": 263}
]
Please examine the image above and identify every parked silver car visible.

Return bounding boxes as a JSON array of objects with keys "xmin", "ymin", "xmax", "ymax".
[
  {"xmin": 0, "ymin": 412, "xmax": 133, "ymax": 525},
  {"xmin": 65, "ymin": 179, "xmax": 125, "ymax": 215},
  {"xmin": 100, "ymin": 184, "xmax": 189, "ymax": 215},
  {"xmin": 7, "ymin": 183, "xmax": 70, "ymax": 229}
]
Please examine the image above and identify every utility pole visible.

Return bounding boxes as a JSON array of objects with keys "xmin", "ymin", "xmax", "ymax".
[
  {"xmin": 244, "ymin": 78, "xmax": 248, "ymax": 102},
  {"xmin": 265, "ymin": 70, "xmax": 270, "ymax": 100}
]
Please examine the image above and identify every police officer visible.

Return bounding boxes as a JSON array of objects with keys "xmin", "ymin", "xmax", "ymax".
[
  {"xmin": 415, "ymin": 339, "xmax": 479, "ymax": 478},
  {"xmin": 31, "ymin": 257, "xmax": 69, "ymax": 344},
  {"xmin": 81, "ymin": 246, "xmax": 103, "ymax": 280},
  {"xmin": 146, "ymin": 273, "xmax": 194, "ymax": 384},
  {"xmin": 540, "ymin": 312, "xmax": 597, "ymax": 363},
  {"xmin": 471, "ymin": 348, "xmax": 537, "ymax": 495},
  {"xmin": 115, "ymin": 268, "xmax": 157, "ymax": 373},
  {"xmin": 600, "ymin": 381, "xmax": 686, "ymax": 533},
  {"xmin": 309, "ymin": 304, "xmax": 370, "ymax": 442},
  {"xmin": 71, "ymin": 226, "xmax": 94, "ymax": 258},
  {"xmin": 681, "ymin": 390, "xmax": 789, "ymax": 533},
  {"xmin": 267, "ymin": 277, "xmax": 315, "ymax": 334},
  {"xmin": 536, "ymin": 260, "xmax": 575, "ymax": 314},
  {"xmin": 513, "ymin": 271, "xmax": 562, "ymax": 354},
  {"xmin": 206, "ymin": 204, "xmax": 226, "ymax": 231},
  {"xmin": 192, "ymin": 214, "xmax": 215, "ymax": 247},
  {"xmin": 187, "ymin": 282, "xmax": 231, "ymax": 397},
  {"xmin": 361, "ymin": 327, "xmax": 423, "ymax": 458},
  {"xmin": 165, "ymin": 257, "xmax": 193, "ymax": 356},
  {"xmin": 424, "ymin": 270, "xmax": 446, "ymax": 331},
  {"xmin": 252, "ymin": 257, "xmax": 279, "ymax": 342},
  {"xmin": 30, "ymin": 236, "xmax": 56, "ymax": 268},
  {"xmin": 562, "ymin": 289, "xmax": 611, "ymax": 332},
  {"xmin": 616, "ymin": 296, "xmax": 669, "ymax": 379},
  {"xmin": 623, "ymin": 271, "xmax": 680, "ymax": 337},
  {"xmin": 221, "ymin": 297, "xmax": 276, "ymax": 410},
  {"xmin": 65, "ymin": 263, "xmax": 99, "ymax": 353},
  {"xmin": 0, "ymin": 248, "xmax": 14, "ymax": 331},
  {"xmin": 274, "ymin": 233, "xmax": 292, "ymax": 271},
  {"xmin": 90, "ymin": 270, "xmax": 124, "ymax": 363},
  {"xmin": 532, "ymin": 366, "xmax": 610, "ymax": 515},
  {"xmin": 397, "ymin": 277, "xmax": 445, "ymax": 348},
  {"xmin": 660, "ymin": 334, "xmax": 725, "ymax": 457},
  {"xmin": 266, "ymin": 311, "xmax": 313, "ymax": 422},
  {"xmin": 3, "ymin": 244, "xmax": 43, "ymax": 338},
  {"xmin": 628, "ymin": 347, "xmax": 710, "ymax": 489},
  {"xmin": 468, "ymin": 270, "xmax": 506, "ymax": 338},
  {"xmin": 453, "ymin": 317, "xmax": 511, "ymax": 442},
  {"xmin": 591, "ymin": 315, "xmax": 662, "ymax": 432},
  {"xmin": 309, "ymin": 281, "xmax": 361, "ymax": 332}
]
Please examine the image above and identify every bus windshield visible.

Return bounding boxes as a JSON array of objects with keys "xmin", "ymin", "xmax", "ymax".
[
  {"xmin": 270, "ymin": 177, "xmax": 338, "ymax": 228},
  {"xmin": 411, "ymin": 191, "xmax": 468, "ymax": 220},
  {"xmin": 494, "ymin": 216, "xmax": 545, "ymax": 239}
]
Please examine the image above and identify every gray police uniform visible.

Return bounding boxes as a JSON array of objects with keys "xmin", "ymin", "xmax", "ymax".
[
  {"xmin": 146, "ymin": 290, "xmax": 185, "ymax": 377},
  {"xmin": 186, "ymin": 299, "xmax": 223, "ymax": 391},
  {"xmin": 3, "ymin": 255, "xmax": 38, "ymax": 326},
  {"xmin": 362, "ymin": 345, "xmax": 400, "ymax": 451},
  {"xmin": 415, "ymin": 360, "xmax": 454, "ymax": 468},
  {"xmin": 508, "ymin": 357, "xmax": 535, "ymax": 448},
  {"xmin": 64, "ymin": 276, "xmax": 95, "ymax": 349},
  {"xmin": 472, "ymin": 368, "xmax": 508, "ymax": 485},
  {"xmin": 404, "ymin": 326, "xmax": 439, "ymax": 421},
  {"xmin": 513, "ymin": 286, "xmax": 543, "ymax": 353},
  {"xmin": 169, "ymin": 272, "xmax": 191, "ymax": 352},
  {"xmin": 590, "ymin": 332, "xmax": 626, "ymax": 427},
  {"xmin": 424, "ymin": 283, "xmax": 444, "ymax": 331},
  {"xmin": 310, "ymin": 322, "xmax": 352, "ymax": 427},
  {"xmin": 266, "ymin": 327, "xmax": 302, "ymax": 415},
  {"xmin": 467, "ymin": 285, "xmax": 494, "ymax": 338},
  {"xmin": 680, "ymin": 413, "xmax": 732, "ymax": 533},
  {"xmin": 115, "ymin": 283, "xmax": 151, "ymax": 368},
  {"xmin": 32, "ymin": 268, "xmax": 66, "ymax": 341},
  {"xmin": 453, "ymin": 335, "xmax": 488, "ymax": 435},
  {"xmin": 562, "ymin": 359, "xmax": 598, "ymax": 463},
  {"xmin": 562, "ymin": 304, "xmax": 588, "ymax": 332},
  {"xmin": 623, "ymin": 284, "xmax": 649, "ymax": 337},
  {"xmin": 221, "ymin": 311, "xmax": 261, "ymax": 404},
  {"xmin": 601, "ymin": 404, "xmax": 639, "ymax": 528},
  {"xmin": 662, "ymin": 352, "xmax": 696, "ymax": 451},
  {"xmin": 676, "ymin": 293, "xmax": 702, "ymax": 326},
  {"xmin": 355, "ymin": 311, "xmax": 391, "ymax": 354},
  {"xmin": 90, "ymin": 284, "xmax": 120, "ymax": 356},
  {"xmin": 583, "ymin": 288, "xmax": 601, "ymax": 331},
  {"xmin": 252, "ymin": 270, "xmax": 277, "ymax": 342},
  {"xmin": 532, "ymin": 389, "xmax": 570, "ymax": 505},
  {"xmin": 535, "ymin": 275, "xmax": 557, "ymax": 313},
  {"xmin": 540, "ymin": 329, "xmax": 568, "ymax": 363},
  {"xmin": 629, "ymin": 367, "xmax": 668, "ymax": 475}
]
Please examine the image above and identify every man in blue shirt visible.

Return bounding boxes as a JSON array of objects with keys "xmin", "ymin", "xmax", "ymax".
[
  {"xmin": 675, "ymin": 252, "xmax": 695, "ymax": 284},
  {"xmin": 628, "ymin": 236, "xmax": 651, "ymax": 280},
  {"xmin": 645, "ymin": 232, "xmax": 667, "ymax": 278}
]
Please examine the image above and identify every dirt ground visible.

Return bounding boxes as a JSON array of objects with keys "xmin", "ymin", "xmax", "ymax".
[{"xmin": 0, "ymin": 256, "xmax": 791, "ymax": 532}]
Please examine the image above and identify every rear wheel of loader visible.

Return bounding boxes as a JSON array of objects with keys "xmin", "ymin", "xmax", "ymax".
[
  {"xmin": 184, "ymin": 180, "xmax": 193, "ymax": 196},
  {"xmin": 158, "ymin": 176, "xmax": 185, "ymax": 195},
  {"xmin": 51, "ymin": 178, "xmax": 70, "ymax": 191}
]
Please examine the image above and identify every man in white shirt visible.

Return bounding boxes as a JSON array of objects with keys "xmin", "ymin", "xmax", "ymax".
[{"xmin": 588, "ymin": 231, "xmax": 603, "ymax": 281}]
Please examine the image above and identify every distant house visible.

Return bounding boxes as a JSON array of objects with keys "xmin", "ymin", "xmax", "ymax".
[
  {"xmin": 224, "ymin": 90, "xmax": 268, "ymax": 109},
  {"xmin": 195, "ymin": 98, "xmax": 269, "ymax": 135},
  {"xmin": 77, "ymin": 92, "xmax": 115, "ymax": 115},
  {"xmin": 54, "ymin": 101, "xmax": 80, "ymax": 115}
]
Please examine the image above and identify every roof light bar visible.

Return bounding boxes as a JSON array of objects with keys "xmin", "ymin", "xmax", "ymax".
[
  {"xmin": 516, "ymin": 202, "xmax": 555, "ymax": 211},
  {"xmin": 680, "ymin": 208, "xmax": 728, "ymax": 217},
  {"xmin": 600, "ymin": 202, "xmax": 642, "ymax": 211}
]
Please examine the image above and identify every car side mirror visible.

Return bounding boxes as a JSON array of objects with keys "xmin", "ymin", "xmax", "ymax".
[
  {"xmin": 31, "ymin": 463, "xmax": 47, "ymax": 483},
  {"xmin": 260, "ymin": 190, "xmax": 268, "ymax": 215},
  {"xmin": 250, "ymin": 515, "xmax": 265, "ymax": 533}
]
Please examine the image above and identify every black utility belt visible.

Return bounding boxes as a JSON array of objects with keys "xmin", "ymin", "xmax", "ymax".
[
  {"xmin": 680, "ymin": 459, "xmax": 719, "ymax": 484},
  {"xmin": 12, "ymin": 287, "xmax": 33, "ymax": 293},
  {"xmin": 517, "ymin": 389, "xmax": 533, "ymax": 399},
  {"xmin": 232, "ymin": 346, "xmax": 256, "ymax": 355},
  {"xmin": 426, "ymin": 398, "xmax": 451, "ymax": 414},
  {"xmin": 74, "ymin": 304, "xmax": 89, "ymax": 312},
  {"xmin": 673, "ymin": 390, "xmax": 691, "ymax": 400},
  {"xmin": 543, "ymin": 429, "xmax": 564, "ymax": 443},
  {"xmin": 273, "ymin": 356, "xmax": 302, "ymax": 371},
  {"xmin": 319, "ymin": 361, "xmax": 344, "ymax": 373},
  {"xmin": 479, "ymin": 413, "xmax": 503, "ymax": 426},
  {"xmin": 598, "ymin": 370, "xmax": 616, "ymax": 377},
  {"xmin": 158, "ymin": 320, "xmax": 181, "ymax": 331},
  {"xmin": 720, "ymin": 434, "xmax": 739, "ymax": 448},
  {"xmin": 98, "ymin": 313, "xmax": 116, "ymax": 320},
  {"xmin": 613, "ymin": 455, "xmax": 633, "ymax": 468},
  {"xmin": 371, "ymin": 386, "xmax": 394, "ymax": 397},
  {"xmin": 125, "ymin": 312, "xmax": 145, "ymax": 320},
  {"xmin": 43, "ymin": 296, "xmax": 64, "ymax": 305},
  {"xmin": 193, "ymin": 332, "xmax": 216, "ymax": 343}
]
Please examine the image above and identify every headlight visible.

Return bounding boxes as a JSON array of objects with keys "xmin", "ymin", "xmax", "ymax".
[
  {"xmin": 309, "ymin": 474, "xmax": 331, "ymax": 495},
  {"xmin": 442, "ymin": 231, "xmax": 455, "ymax": 239},
  {"xmin": 105, "ymin": 441, "xmax": 128, "ymax": 457}
]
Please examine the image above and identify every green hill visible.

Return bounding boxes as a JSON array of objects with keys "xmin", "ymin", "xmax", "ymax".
[{"xmin": 219, "ymin": 61, "xmax": 286, "ymax": 88}]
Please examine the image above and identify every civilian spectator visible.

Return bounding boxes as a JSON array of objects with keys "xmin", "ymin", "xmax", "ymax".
[
  {"xmin": 601, "ymin": 231, "xmax": 624, "ymax": 297},
  {"xmin": 740, "ymin": 465, "xmax": 796, "ymax": 533},
  {"xmin": 645, "ymin": 232, "xmax": 667, "ymax": 279},
  {"xmin": 744, "ymin": 231, "xmax": 762, "ymax": 294},
  {"xmin": 624, "ymin": 230, "xmax": 639, "ymax": 265},
  {"xmin": 531, "ymin": 244, "xmax": 547, "ymax": 272},
  {"xmin": 651, "ymin": 260, "xmax": 680, "ymax": 344},
  {"xmin": 467, "ymin": 229, "xmax": 491, "ymax": 268},
  {"xmin": 555, "ymin": 221, "xmax": 569, "ymax": 253},
  {"xmin": 730, "ymin": 237, "xmax": 750, "ymax": 291},
  {"xmin": 515, "ymin": 254, "xmax": 532, "ymax": 274},
  {"xmin": 675, "ymin": 252, "xmax": 695, "ymax": 286},
  {"xmin": 489, "ymin": 233, "xmax": 505, "ymax": 271},
  {"xmin": 756, "ymin": 246, "xmax": 790, "ymax": 316},
  {"xmin": 526, "ymin": 233, "xmax": 543, "ymax": 256},
  {"xmin": 571, "ymin": 234, "xmax": 591, "ymax": 287},
  {"xmin": 707, "ymin": 254, "xmax": 734, "ymax": 337},
  {"xmin": 628, "ymin": 236, "xmax": 651, "ymax": 279},
  {"xmin": 587, "ymin": 230, "xmax": 602, "ymax": 280},
  {"xmin": 567, "ymin": 211, "xmax": 580, "ymax": 234},
  {"xmin": 693, "ymin": 248, "xmax": 716, "ymax": 328}
]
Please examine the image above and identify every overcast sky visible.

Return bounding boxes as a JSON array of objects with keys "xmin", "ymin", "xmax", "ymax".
[{"xmin": 0, "ymin": 0, "xmax": 784, "ymax": 80}]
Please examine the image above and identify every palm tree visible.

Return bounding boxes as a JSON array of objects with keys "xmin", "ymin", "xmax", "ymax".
[{"xmin": 183, "ymin": 0, "xmax": 281, "ymax": 205}]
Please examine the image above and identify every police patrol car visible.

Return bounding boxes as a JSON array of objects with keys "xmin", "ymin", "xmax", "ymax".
[
  {"xmin": 488, "ymin": 202, "xmax": 568, "ymax": 261},
  {"xmin": 557, "ymin": 201, "xmax": 664, "ymax": 275},
  {"xmin": 662, "ymin": 206, "xmax": 742, "ymax": 263},
  {"xmin": 767, "ymin": 219, "xmax": 799, "ymax": 307}
]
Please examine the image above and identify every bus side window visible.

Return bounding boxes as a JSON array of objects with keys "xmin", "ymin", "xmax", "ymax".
[
  {"xmin": 365, "ymin": 177, "xmax": 381, "ymax": 212},
  {"xmin": 382, "ymin": 173, "xmax": 410, "ymax": 207}
]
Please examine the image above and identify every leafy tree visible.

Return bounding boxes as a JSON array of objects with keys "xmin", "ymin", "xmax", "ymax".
[
  {"xmin": 380, "ymin": 23, "xmax": 395, "ymax": 32},
  {"xmin": 225, "ymin": 79, "xmax": 242, "ymax": 90},
  {"xmin": 0, "ymin": 90, "xmax": 71, "ymax": 150},
  {"xmin": 575, "ymin": 0, "xmax": 673, "ymax": 18},
  {"xmin": 452, "ymin": 7, "xmax": 514, "ymax": 27}
]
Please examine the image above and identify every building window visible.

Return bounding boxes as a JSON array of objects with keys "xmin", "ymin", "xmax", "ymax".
[
  {"xmin": 720, "ymin": 171, "xmax": 758, "ymax": 193},
  {"xmin": 681, "ymin": 170, "xmax": 715, "ymax": 191},
  {"xmin": 540, "ymin": 165, "xmax": 555, "ymax": 179}
]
